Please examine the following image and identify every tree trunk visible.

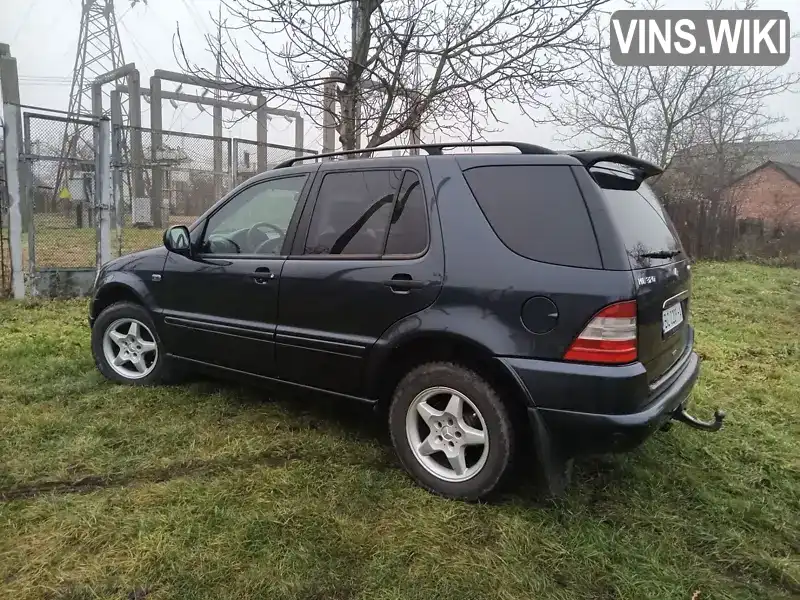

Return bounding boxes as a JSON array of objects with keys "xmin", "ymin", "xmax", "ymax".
[{"xmin": 337, "ymin": 86, "xmax": 359, "ymax": 152}]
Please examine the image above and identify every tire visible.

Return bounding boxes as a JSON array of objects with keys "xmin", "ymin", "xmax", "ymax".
[
  {"xmin": 91, "ymin": 301, "xmax": 172, "ymax": 386},
  {"xmin": 389, "ymin": 362, "xmax": 515, "ymax": 501}
]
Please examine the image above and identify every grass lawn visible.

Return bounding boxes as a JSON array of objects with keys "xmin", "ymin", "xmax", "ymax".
[{"xmin": 0, "ymin": 262, "xmax": 798, "ymax": 600}]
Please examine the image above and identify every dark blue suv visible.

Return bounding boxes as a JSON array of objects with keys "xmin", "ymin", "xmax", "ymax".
[{"xmin": 89, "ymin": 142, "xmax": 724, "ymax": 500}]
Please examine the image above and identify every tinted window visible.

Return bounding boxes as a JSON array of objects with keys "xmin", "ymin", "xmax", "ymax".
[
  {"xmin": 304, "ymin": 170, "xmax": 403, "ymax": 255},
  {"xmin": 385, "ymin": 171, "xmax": 428, "ymax": 255},
  {"xmin": 462, "ymin": 165, "xmax": 601, "ymax": 268},
  {"xmin": 599, "ymin": 180, "xmax": 683, "ymax": 269},
  {"xmin": 202, "ymin": 175, "xmax": 307, "ymax": 255}
]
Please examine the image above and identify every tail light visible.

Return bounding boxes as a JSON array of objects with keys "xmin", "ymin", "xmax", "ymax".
[{"xmin": 563, "ymin": 300, "xmax": 637, "ymax": 364}]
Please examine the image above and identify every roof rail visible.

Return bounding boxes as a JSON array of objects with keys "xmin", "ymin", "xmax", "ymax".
[
  {"xmin": 567, "ymin": 151, "xmax": 663, "ymax": 178},
  {"xmin": 273, "ymin": 141, "xmax": 556, "ymax": 169}
]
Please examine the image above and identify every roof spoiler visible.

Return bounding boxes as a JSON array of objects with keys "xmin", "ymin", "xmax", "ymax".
[{"xmin": 567, "ymin": 151, "xmax": 663, "ymax": 179}]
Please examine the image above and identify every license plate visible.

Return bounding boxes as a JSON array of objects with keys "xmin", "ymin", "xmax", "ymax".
[{"xmin": 662, "ymin": 302, "xmax": 684, "ymax": 334}]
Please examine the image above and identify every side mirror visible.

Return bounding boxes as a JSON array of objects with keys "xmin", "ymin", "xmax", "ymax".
[{"xmin": 164, "ymin": 225, "xmax": 191, "ymax": 255}]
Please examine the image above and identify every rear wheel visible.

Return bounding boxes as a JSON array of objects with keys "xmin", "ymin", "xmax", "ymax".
[
  {"xmin": 92, "ymin": 302, "xmax": 171, "ymax": 385},
  {"xmin": 389, "ymin": 362, "xmax": 515, "ymax": 500}
]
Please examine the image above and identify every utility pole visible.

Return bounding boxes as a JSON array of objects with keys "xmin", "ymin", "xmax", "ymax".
[
  {"xmin": 469, "ymin": 104, "xmax": 475, "ymax": 151},
  {"xmin": 405, "ymin": 1, "xmax": 422, "ymax": 155},
  {"xmin": 213, "ymin": 3, "xmax": 224, "ymax": 200},
  {"xmin": 350, "ymin": 0, "xmax": 361, "ymax": 150},
  {"xmin": 1, "ymin": 43, "xmax": 25, "ymax": 299}
]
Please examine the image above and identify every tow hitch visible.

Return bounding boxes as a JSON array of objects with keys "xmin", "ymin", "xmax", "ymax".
[{"xmin": 672, "ymin": 406, "xmax": 726, "ymax": 432}]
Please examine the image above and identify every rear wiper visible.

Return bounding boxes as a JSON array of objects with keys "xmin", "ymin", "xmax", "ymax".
[{"xmin": 640, "ymin": 250, "xmax": 680, "ymax": 259}]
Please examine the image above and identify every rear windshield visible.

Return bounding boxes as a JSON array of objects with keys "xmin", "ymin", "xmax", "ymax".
[{"xmin": 598, "ymin": 179, "xmax": 684, "ymax": 270}]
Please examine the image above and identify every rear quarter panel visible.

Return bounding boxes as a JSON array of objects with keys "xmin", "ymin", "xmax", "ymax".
[{"xmin": 369, "ymin": 156, "xmax": 638, "ymax": 363}]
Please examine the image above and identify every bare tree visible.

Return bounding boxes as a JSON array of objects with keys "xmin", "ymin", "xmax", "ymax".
[
  {"xmin": 554, "ymin": 0, "xmax": 799, "ymax": 168},
  {"xmin": 178, "ymin": 0, "xmax": 611, "ymax": 151},
  {"xmin": 556, "ymin": 15, "xmax": 653, "ymax": 157}
]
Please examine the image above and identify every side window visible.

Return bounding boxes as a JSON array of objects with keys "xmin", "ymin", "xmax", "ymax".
[
  {"xmin": 462, "ymin": 165, "xmax": 601, "ymax": 269},
  {"xmin": 202, "ymin": 175, "xmax": 307, "ymax": 255},
  {"xmin": 384, "ymin": 171, "xmax": 428, "ymax": 256},
  {"xmin": 304, "ymin": 170, "xmax": 403, "ymax": 256}
]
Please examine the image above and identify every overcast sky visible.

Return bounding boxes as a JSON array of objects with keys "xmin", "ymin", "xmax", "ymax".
[{"xmin": 2, "ymin": 0, "xmax": 798, "ymax": 151}]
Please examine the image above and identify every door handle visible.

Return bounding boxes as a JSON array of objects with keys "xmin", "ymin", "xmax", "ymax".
[
  {"xmin": 252, "ymin": 267, "xmax": 275, "ymax": 284},
  {"xmin": 383, "ymin": 274, "xmax": 427, "ymax": 292}
]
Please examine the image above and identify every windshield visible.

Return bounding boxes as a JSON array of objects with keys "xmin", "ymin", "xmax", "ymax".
[{"xmin": 599, "ymin": 180, "xmax": 684, "ymax": 269}]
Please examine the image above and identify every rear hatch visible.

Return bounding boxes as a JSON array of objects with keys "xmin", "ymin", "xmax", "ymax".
[{"xmin": 594, "ymin": 169, "xmax": 691, "ymax": 386}]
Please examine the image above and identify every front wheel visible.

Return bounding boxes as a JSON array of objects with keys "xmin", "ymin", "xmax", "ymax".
[
  {"xmin": 91, "ymin": 302, "xmax": 171, "ymax": 385},
  {"xmin": 389, "ymin": 362, "xmax": 515, "ymax": 500}
]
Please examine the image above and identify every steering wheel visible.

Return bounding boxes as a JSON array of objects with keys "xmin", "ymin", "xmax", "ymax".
[
  {"xmin": 205, "ymin": 233, "xmax": 241, "ymax": 254},
  {"xmin": 247, "ymin": 221, "xmax": 286, "ymax": 254}
]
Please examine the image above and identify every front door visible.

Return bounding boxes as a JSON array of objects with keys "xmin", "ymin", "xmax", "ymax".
[
  {"xmin": 159, "ymin": 173, "xmax": 311, "ymax": 377},
  {"xmin": 276, "ymin": 163, "xmax": 443, "ymax": 396}
]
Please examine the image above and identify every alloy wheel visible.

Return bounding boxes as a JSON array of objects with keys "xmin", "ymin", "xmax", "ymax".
[
  {"xmin": 405, "ymin": 386, "xmax": 489, "ymax": 483},
  {"xmin": 102, "ymin": 318, "xmax": 158, "ymax": 380}
]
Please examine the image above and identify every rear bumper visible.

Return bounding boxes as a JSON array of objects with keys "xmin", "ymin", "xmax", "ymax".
[
  {"xmin": 500, "ymin": 344, "xmax": 701, "ymax": 456},
  {"xmin": 536, "ymin": 351, "xmax": 699, "ymax": 454}
]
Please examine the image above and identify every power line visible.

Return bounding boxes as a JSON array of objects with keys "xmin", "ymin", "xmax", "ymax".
[
  {"xmin": 180, "ymin": 0, "xmax": 212, "ymax": 38},
  {"xmin": 20, "ymin": 75, "xmax": 73, "ymax": 80},
  {"xmin": 117, "ymin": 1, "xmax": 138, "ymax": 23},
  {"xmin": 168, "ymin": 103, "xmax": 190, "ymax": 130},
  {"xmin": 119, "ymin": 19, "xmax": 158, "ymax": 72},
  {"xmin": 11, "ymin": 0, "xmax": 41, "ymax": 44},
  {"xmin": 20, "ymin": 81, "xmax": 72, "ymax": 87}
]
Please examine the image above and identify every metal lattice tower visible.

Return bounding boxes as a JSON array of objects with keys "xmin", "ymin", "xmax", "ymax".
[{"xmin": 55, "ymin": 0, "xmax": 129, "ymax": 197}]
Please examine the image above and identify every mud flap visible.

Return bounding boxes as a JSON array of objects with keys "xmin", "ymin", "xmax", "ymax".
[{"xmin": 527, "ymin": 407, "xmax": 574, "ymax": 498}]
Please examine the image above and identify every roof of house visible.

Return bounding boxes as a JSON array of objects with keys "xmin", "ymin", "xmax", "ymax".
[
  {"xmin": 728, "ymin": 160, "xmax": 800, "ymax": 188},
  {"xmin": 669, "ymin": 139, "xmax": 800, "ymax": 177},
  {"xmin": 742, "ymin": 140, "xmax": 800, "ymax": 170},
  {"xmin": 773, "ymin": 161, "xmax": 800, "ymax": 185}
]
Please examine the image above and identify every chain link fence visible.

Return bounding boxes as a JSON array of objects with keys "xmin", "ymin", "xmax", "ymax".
[
  {"xmin": 232, "ymin": 138, "xmax": 315, "ymax": 186},
  {"xmin": 22, "ymin": 113, "xmax": 99, "ymax": 271},
  {"xmin": 111, "ymin": 126, "xmax": 234, "ymax": 256},
  {"xmin": 3, "ymin": 111, "xmax": 316, "ymax": 296},
  {"xmin": 112, "ymin": 128, "xmax": 317, "ymax": 258}
]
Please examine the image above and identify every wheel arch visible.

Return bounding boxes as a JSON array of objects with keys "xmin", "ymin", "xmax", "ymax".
[
  {"xmin": 91, "ymin": 282, "xmax": 147, "ymax": 321},
  {"xmin": 368, "ymin": 331, "xmax": 531, "ymax": 422}
]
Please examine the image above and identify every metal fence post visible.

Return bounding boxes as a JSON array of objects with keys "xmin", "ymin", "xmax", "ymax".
[
  {"xmin": 22, "ymin": 112, "xmax": 36, "ymax": 289},
  {"xmin": 322, "ymin": 76, "xmax": 337, "ymax": 155},
  {"xmin": 1, "ymin": 44, "xmax": 24, "ymax": 299},
  {"xmin": 3, "ymin": 103, "xmax": 24, "ymax": 299},
  {"xmin": 231, "ymin": 138, "xmax": 239, "ymax": 188},
  {"xmin": 110, "ymin": 91, "xmax": 124, "ymax": 257},
  {"xmin": 295, "ymin": 116, "xmax": 305, "ymax": 158},
  {"xmin": 256, "ymin": 95, "xmax": 268, "ymax": 172},
  {"xmin": 150, "ymin": 75, "xmax": 163, "ymax": 228},
  {"xmin": 96, "ymin": 117, "xmax": 111, "ymax": 267}
]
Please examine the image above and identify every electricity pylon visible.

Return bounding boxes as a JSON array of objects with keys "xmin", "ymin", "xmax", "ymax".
[{"xmin": 54, "ymin": 0, "xmax": 138, "ymax": 218}]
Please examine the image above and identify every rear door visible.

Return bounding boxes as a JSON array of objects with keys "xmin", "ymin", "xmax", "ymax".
[
  {"xmin": 276, "ymin": 163, "xmax": 443, "ymax": 396},
  {"xmin": 599, "ymin": 180, "xmax": 691, "ymax": 385}
]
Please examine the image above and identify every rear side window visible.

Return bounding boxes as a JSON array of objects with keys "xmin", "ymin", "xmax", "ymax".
[
  {"xmin": 304, "ymin": 170, "xmax": 403, "ymax": 255},
  {"xmin": 462, "ymin": 165, "xmax": 601, "ymax": 268},
  {"xmin": 599, "ymin": 180, "xmax": 684, "ymax": 269},
  {"xmin": 385, "ymin": 171, "xmax": 428, "ymax": 256}
]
